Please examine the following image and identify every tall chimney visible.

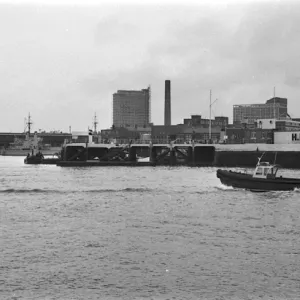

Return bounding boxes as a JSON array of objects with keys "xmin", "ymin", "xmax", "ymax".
[{"xmin": 164, "ymin": 80, "xmax": 171, "ymax": 126}]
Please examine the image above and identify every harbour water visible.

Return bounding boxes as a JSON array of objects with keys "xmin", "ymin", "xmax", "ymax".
[{"xmin": 1, "ymin": 156, "xmax": 300, "ymax": 299}]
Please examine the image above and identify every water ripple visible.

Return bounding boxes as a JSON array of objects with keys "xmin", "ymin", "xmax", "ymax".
[
  {"xmin": 0, "ymin": 187, "xmax": 153, "ymax": 194},
  {"xmin": 1, "ymin": 157, "xmax": 300, "ymax": 299}
]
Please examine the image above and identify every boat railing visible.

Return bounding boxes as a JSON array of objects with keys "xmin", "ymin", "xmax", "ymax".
[{"xmin": 241, "ymin": 168, "xmax": 249, "ymax": 174}]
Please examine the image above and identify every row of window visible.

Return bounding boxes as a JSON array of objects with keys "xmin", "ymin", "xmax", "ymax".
[
  {"xmin": 152, "ymin": 133, "xmax": 220, "ymax": 140},
  {"xmin": 276, "ymin": 127, "xmax": 300, "ymax": 131},
  {"xmin": 230, "ymin": 132, "xmax": 271, "ymax": 139}
]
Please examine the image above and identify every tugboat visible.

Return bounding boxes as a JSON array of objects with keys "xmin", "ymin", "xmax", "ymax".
[
  {"xmin": 24, "ymin": 128, "xmax": 45, "ymax": 164},
  {"xmin": 24, "ymin": 150, "xmax": 44, "ymax": 164},
  {"xmin": 216, "ymin": 153, "xmax": 300, "ymax": 192}
]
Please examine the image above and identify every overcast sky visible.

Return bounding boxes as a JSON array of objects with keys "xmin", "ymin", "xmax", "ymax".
[{"xmin": 0, "ymin": 0, "xmax": 299, "ymax": 132}]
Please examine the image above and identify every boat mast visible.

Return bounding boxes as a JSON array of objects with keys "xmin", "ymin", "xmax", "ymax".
[
  {"xmin": 93, "ymin": 112, "xmax": 98, "ymax": 133},
  {"xmin": 257, "ymin": 151, "xmax": 265, "ymax": 165},
  {"xmin": 27, "ymin": 113, "xmax": 32, "ymax": 134},
  {"xmin": 274, "ymin": 152, "xmax": 278, "ymax": 165},
  {"xmin": 24, "ymin": 117, "xmax": 27, "ymax": 133}
]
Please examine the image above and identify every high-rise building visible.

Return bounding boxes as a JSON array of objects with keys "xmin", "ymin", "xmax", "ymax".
[
  {"xmin": 233, "ymin": 97, "xmax": 288, "ymax": 124},
  {"xmin": 164, "ymin": 80, "xmax": 171, "ymax": 126},
  {"xmin": 113, "ymin": 87, "xmax": 151, "ymax": 128}
]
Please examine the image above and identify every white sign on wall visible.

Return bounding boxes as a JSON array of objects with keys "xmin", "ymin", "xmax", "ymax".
[{"xmin": 274, "ymin": 131, "xmax": 300, "ymax": 144}]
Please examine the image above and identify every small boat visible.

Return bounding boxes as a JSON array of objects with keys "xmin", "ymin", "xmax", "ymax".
[
  {"xmin": 24, "ymin": 151, "xmax": 61, "ymax": 165},
  {"xmin": 216, "ymin": 153, "xmax": 300, "ymax": 192},
  {"xmin": 24, "ymin": 151, "xmax": 44, "ymax": 164}
]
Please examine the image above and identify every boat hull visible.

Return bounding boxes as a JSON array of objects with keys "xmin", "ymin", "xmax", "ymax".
[
  {"xmin": 24, "ymin": 156, "xmax": 59, "ymax": 165},
  {"xmin": 24, "ymin": 156, "xmax": 43, "ymax": 164},
  {"xmin": 217, "ymin": 169, "xmax": 300, "ymax": 191}
]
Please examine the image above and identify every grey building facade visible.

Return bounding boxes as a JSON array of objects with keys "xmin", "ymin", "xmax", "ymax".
[{"xmin": 113, "ymin": 87, "xmax": 151, "ymax": 128}]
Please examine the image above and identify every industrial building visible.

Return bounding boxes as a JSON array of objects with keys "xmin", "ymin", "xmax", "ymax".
[
  {"xmin": 225, "ymin": 117, "xmax": 300, "ymax": 144},
  {"xmin": 233, "ymin": 97, "xmax": 288, "ymax": 124},
  {"xmin": 101, "ymin": 126, "xmax": 151, "ymax": 144},
  {"xmin": 112, "ymin": 87, "xmax": 151, "ymax": 128},
  {"xmin": 151, "ymin": 124, "xmax": 224, "ymax": 144},
  {"xmin": 183, "ymin": 115, "xmax": 228, "ymax": 129}
]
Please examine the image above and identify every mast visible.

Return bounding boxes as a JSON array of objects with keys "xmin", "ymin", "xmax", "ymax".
[
  {"xmin": 209, "ymin": 90, "xmax": 218, "ymax": 143},
  {"xmin": 27, "ymin": 113, "xmax": 32, "ymax": 134},
  {"xmin": 93, "ymin": 112, "xmax": 98, "ymax": 133},
  {"xmin": 209, "ymin": 90, "xmax": 212, "ymax": 141}
]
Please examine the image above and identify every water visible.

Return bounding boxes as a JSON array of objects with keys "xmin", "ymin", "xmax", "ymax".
[{"xmin": 1, "ymin": 156, "xmax": 300, "ymax": 300}]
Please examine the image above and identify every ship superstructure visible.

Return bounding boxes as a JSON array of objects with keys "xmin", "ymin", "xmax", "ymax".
[{"xmin": 0, "ymin": 113, "xmax": 68, "ymax": 156}]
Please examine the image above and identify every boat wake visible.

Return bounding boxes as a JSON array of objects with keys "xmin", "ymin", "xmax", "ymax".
[
  {"xmin": 0, "ymin": 188, "xmax": 53, "ymax": 194},
  {"xmin": 0, "ymin": 187, "xmax": 152, "ymax": 194},
  {"xmin": 86, "ymin": 187, "xmax": 152, "ymax": 193},
  {"xmin": 215, "ymin": 184, "xmax": 239, "ymax": 191}
]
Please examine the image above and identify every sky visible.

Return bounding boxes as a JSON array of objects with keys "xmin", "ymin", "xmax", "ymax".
[{"xmin": 0, "ymin": 0, "xmax": 299, "ymax": 132}]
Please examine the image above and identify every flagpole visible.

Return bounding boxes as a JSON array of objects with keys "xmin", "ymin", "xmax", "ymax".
[
  {"xmin": 209, "ymin": 90, "xmax": 212, "ymax": 142},
  {"xmin": 273, "ymin": 86, "xmax": 276, "ymax": 119}
]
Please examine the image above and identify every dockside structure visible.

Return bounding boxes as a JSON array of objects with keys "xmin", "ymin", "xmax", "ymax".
[{"xmin": 57, "ymin": 140, "xmax": 300, "ymax": 169}]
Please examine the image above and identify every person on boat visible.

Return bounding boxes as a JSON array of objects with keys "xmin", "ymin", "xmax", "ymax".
[{"xmin": 36, "ymin": 151, "xmax": 44, "ymax": 159}]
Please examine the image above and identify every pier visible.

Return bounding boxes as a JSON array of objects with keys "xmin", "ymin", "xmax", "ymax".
[
  {"xmin": 55, "ymin": 142, "xmax": 300, "ymax": 168},
  {"xmin": 56, "ymin": 142, "xmax": 216, "ymax": 167}
]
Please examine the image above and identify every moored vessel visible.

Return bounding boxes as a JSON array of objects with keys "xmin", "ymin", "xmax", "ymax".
[{"xmin": 0, "ymin": 113, "xmax": 62, "ymax": 156}]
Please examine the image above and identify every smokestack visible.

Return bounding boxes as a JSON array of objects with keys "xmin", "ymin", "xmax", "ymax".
[{"xmin": 164, "ymin": 80, "xmax": 171, "ymax": 126}]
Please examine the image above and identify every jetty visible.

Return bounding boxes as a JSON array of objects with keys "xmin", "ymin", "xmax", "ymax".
[{"xmin": 55, "ymin": 141, "xmax": 300, "ymax": 169}]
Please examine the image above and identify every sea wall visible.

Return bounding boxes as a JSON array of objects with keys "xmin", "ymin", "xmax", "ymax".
[
  {"xmin": 214, "ymin": 151, "xmax": 300, "ymax": 169},
  {"xmin": 214, "ymin": 143, "xmax": 300, "ymax": 152}
]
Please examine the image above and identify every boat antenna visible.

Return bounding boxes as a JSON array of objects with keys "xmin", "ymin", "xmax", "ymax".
[
  {"xmin": 274, "ymin": 152, "xmax": 278, "ymax": 165},
  {"xmin": 257, "ymin": 151, "xmax": 265, "ymax": 165}
]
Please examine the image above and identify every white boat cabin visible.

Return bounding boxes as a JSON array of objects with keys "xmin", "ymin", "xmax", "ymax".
[{"xmin": 253, "ymin": 162, "xmax": 279, "ymax": 179}]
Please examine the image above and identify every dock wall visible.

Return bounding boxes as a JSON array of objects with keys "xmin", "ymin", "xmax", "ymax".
[{"xmin": 215, "ymin": 151, "xmax": 300, "ymax": 168}]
